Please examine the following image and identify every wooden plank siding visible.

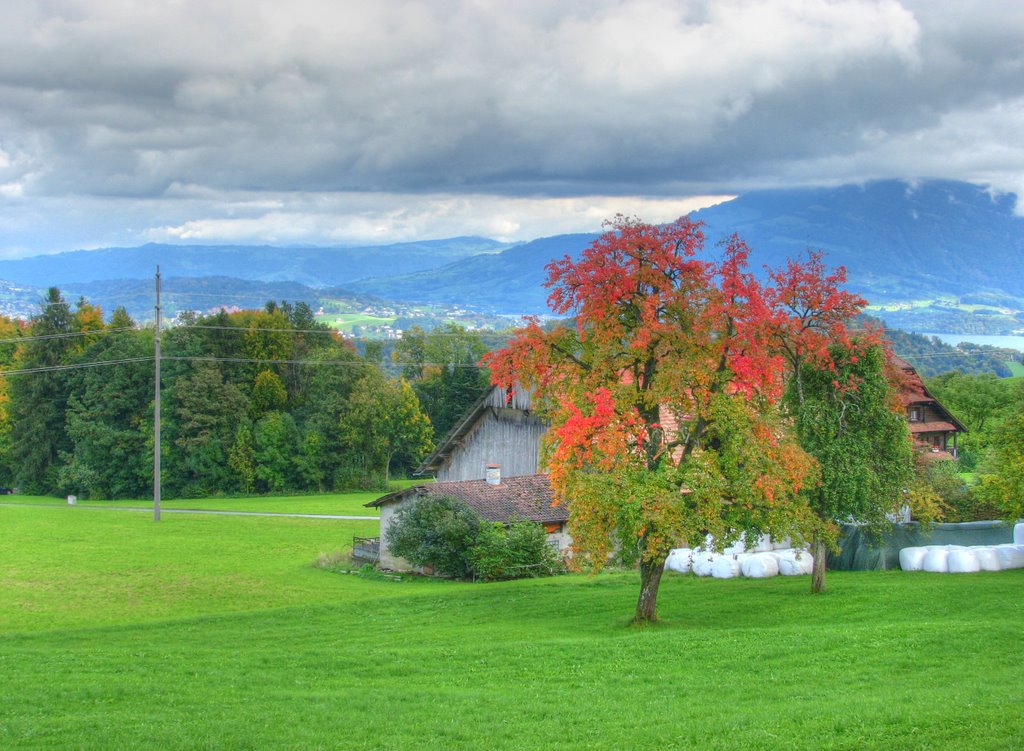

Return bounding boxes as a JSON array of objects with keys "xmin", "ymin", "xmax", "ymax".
[{"xmin": 436, "ymin": 405, "xmax": 547, "ymax": 482}]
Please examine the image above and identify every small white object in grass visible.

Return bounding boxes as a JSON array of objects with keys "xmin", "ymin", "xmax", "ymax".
[
  {"xmin": 711, "ymin": 555, "xmax": 742, "ymax": 579},
  {"xmin": 664, "ymin": 548, "xmax": 692, "ymax": 574},
  {"xmin": 947, "ymin": 549, "xmax": 981, "ymax": 574},
  {"xmin": 994, "ymin": 545, "xmax": 1024, "ymax": 569},
  {"xmin": 692, "ymin": 551, "xmax": 717, "ymax": 577},
  {"xmin": 899, "ymin": 547, "xmax": 927, "ymax": 571},
  {"xmin": 922, "ymin": 548, "xmax": 950, "ymax": 573},
  {"xmin": 973, "ymin": 547, "xmax": 1002, "ymax": 572},
  {"xmin": 741, "ymin": 553, "xmax": 779, "ymax": 578}
]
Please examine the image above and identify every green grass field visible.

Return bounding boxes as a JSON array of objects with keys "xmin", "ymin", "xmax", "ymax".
[
  {"xmin": 1, "ymin": 504, "xmax": 1022, "ymax": 749},
  {"xmin": 1005, "ymin": 360, "xmax": 1024, "ymax": 378}
]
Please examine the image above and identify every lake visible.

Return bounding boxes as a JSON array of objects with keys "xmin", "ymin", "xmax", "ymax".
[{"xmin": 922, "ymin": 333, "xmax": 1024, "ymax": 351}]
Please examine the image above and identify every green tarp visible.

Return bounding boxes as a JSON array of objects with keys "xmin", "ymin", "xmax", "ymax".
[{"xmin": 828, "ymin": 521, "xmax": 1018, "ymax": 571}]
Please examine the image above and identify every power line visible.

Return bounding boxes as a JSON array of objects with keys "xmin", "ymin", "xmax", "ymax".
[
  {"xmin": 0, "ymin": 327, "xmax": 136, "ymax": 345},
  {"xmin": 0, "ymin": 357, "xmax": 154, "ymax": 376}
]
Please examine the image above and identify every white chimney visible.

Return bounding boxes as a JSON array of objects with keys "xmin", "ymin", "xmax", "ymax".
[{"xmin": 485, "ymin": 464, "xmax": 501, "ymax": 486}]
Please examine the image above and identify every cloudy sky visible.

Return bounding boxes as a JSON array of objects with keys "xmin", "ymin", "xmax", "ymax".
[{"xmin": 1, "ymin": 0, "xmax": 1022, "ymax": 257}]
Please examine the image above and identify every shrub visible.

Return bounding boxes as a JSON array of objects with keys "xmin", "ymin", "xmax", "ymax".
[
  {"xmin": 471, "ymin": 517, "xmax": 563, "ymax": 581},
  {"xmin": 386, "ymin": 495, "xmax": 480, "ymax": 578}
]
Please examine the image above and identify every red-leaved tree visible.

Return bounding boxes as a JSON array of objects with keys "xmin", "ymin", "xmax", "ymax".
[{"xmin": 485, "ymin": 215, "xmax": 844, "ymax": 623}]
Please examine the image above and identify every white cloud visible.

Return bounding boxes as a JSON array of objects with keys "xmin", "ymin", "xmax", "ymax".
[{"xmin": 0, "ymin": 1, "xmax": 1020, "ymax": 252}]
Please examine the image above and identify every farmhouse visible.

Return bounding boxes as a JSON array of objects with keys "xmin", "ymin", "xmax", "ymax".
[
  {"xmin": 357, "ymin": 385, "xmax": 565, "ymax": 572},
  {"xmin": 893, "ymin": 355, "xmax": 967, "ymax": 458},
  {"xmin": 366, "ymin": 472, "xmax": 570, "ymax": 572}
]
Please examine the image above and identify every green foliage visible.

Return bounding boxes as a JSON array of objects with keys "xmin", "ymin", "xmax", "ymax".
[
  {"xmin": 791, "ymin": 344, "xmax": 913, "ymax": 530},
  {"xmin": 395, "ymin": 324, "xmax": 491, "ymax": 440},
  {"xmin": 470, "ymin": 518, "xmax": 563, "ymax": 581},
  {"xmin": 253, "ymin": 411, "xmax": 299, "ymax": 492},
  {"xmin": 385, "ymin": 495, "xmax": 480, "ymax": 578},
  {"xmin": 9, "ymin": 288, "xmax": 77, "ymax": 493},
  {"xmin": 975, "ymin": 404, "xmax": 1024, "ymax": 520},
  {"xmin": 882, "ymin": 326, "xmax": 1013, "ymax": 378},
  {"xmin": 339, "ymin": 374, "xmax": 434, "ymax": 485}
]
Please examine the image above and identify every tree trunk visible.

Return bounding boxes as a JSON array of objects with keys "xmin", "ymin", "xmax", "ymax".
[
  {"xmin": 634, "ymin": 556, "xmax": 666, "ymax": 624},
  {"xmin": 811, "ymin": 537, "xmax": 827, "ymax": 594}
]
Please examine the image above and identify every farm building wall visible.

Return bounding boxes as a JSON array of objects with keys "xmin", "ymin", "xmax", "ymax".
[{"xmin": 436, "ymin": 389, "xmax": 547, "ymax": 482}]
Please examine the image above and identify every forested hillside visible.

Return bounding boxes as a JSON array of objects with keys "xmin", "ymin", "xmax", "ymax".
[
  {"xmin": 0, "ymin": 291, "xmax": 488, "ymax": 499},
  {"xmin": 883, "ymin": 327, "xmax": 1015, "ymax": 378}
]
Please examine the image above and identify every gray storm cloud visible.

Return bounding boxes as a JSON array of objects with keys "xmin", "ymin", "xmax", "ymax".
[{"xmin": 0, "ymin": 0, "xmax": 1022, "ymax": 253}]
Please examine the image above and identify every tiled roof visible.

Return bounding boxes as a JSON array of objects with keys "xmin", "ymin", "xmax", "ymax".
[
  {"xmin": 368, "ymin": 473, "xmax": 567, "ymax": 524},
  {"xmin": 909, "ymin": 421, "xmax": 959, "ymax": 434}
]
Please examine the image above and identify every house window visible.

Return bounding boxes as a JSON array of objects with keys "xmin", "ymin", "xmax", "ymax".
[{"xmin": 908, "ymin": 406, "xmax": 923, "ymax": 422}]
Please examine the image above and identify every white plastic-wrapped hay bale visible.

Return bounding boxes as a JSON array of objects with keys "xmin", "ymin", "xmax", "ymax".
[
  {"xmin": 773, "ymin": 537, "xmax": 793, "ymax": 551},
  {"xmin": 741, "ymin": 553, "xmax": 779, "ymax": 578},
  {"xmin": 899, "ymin": 547, "xmax": 928, "ymax": 571},
  {"xmin": 921, "ymin": 547, "xmax": 950, "ymax": 573},
  {"xmin": 711, "ymin": 555, "xmax": 743, "ymax": 579},
  {"xmin": 664, "ymin": 548, "xmax": 692, "ymax": 574},
  {"xmin": 753, "ymin": 534, "xmax": 775, "ymax": 553},
  {"xmin": 947, "ymin": 548, "xmax": 981, "ymax": 573},
  {"xmin": 994, "ymin": 544, "xmax": 1024, "ymax": 569},
  {"xmin": 1015, "ymin": 523, "xmax": 1024, "ymax": 545},
  {"xmin": 777, "ymin": 550, "xmax": 813, "ymax": 576},
  {"xmin": 692, "ymin": 551, "xmax": 717, "ymax": 577},
  {"xmin": 973, "ymin": 547, "xmax": 1002, "ymax": 572}
]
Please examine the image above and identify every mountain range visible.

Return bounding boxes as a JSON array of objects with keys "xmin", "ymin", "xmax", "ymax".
[{"xmin": 2, "ymin": 179, "xmax": 1022, "ymax": 331}]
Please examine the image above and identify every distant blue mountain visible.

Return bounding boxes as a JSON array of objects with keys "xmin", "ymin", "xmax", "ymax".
[
  {"xmin": 2, "ymin": 180, "xmax": 1020, "ymax": 321},
  {"xmin": 693, "ymin": 180, "xmax": 1024, "ymax": 300},
  {"xmin": 350, "ymin": 180, "xmax": 1024, "ymax": 315},
  {"xmin": 0, "ymin": 237, "xmax": 508, "ymax": 288}
]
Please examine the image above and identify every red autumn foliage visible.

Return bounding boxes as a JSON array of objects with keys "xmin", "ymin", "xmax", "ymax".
[{"xmin": 483, "ymin": 215, "xmax": 867, "ymax": 622}]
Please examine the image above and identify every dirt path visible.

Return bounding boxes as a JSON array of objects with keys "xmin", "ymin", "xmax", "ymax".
[{"xmin": 0, "ymin": 502, "xmax": 377, "ymax": 520}]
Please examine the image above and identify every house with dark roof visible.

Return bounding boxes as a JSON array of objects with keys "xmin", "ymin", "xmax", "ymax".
[
  {"xmin": 366, "ymin": 472, "xmax": 570, "ymax": 572},
  {"xmin": 893, "ymin": 355, "xmax": 967, "ymax": 458}
]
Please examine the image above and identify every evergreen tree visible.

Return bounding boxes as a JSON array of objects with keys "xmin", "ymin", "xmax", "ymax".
[{"xmin": 10, "ymin": 288, "xmax": 77, "ymax": 494}]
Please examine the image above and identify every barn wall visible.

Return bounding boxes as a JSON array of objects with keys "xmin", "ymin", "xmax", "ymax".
[{"xmin": 437, "ymin": 407, "xmax": 547, "ymax": 482}]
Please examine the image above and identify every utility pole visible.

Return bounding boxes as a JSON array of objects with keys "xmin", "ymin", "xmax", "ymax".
[{"xmin": 154, "ymin": 266, "xmax": 161, "ymax": 522}]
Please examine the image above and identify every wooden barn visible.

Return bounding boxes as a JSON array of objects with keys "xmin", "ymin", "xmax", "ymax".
[{"xmin": 415, "ymin": 385, "xmax": 548, "ymax": 482}]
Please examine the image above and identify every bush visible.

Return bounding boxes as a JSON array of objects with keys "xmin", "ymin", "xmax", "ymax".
[
  {"xmin": 386, "ymin": 495, "xmax": 480, "ymax": 578},
  {"xmin": 386, "ymin": 496, "xmax": 563, "ymax": 581},
  {"xmin": 471, "ymin": 518, "xmax": 563, "ymax": 581}
]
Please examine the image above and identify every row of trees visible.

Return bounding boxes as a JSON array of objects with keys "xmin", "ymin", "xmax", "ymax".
[
  {"xmin": 927, "ymin": 371, "xmax": 1024, "ymax": 521},
  {"xmin": 0, "ymin": 290, "xmax": 490, "ymax": 499},
  {"xmin": 485, "ymin": 216, "xmax": 919, "ymax": 622}
]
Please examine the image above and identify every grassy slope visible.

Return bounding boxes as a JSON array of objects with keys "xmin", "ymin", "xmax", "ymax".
[
  {"xmin": 1005, "ymin": 360, "xmax": 1024, "ymax": 378},
  {"xmin": 1, "ymin": 506, "xmax": 1022, "ymax": 750}
]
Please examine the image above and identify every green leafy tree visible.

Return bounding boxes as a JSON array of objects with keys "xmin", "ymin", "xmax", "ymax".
[
  {"xmin": 253, "ymin": 411, "xmax": 299, "ymax": 492},
  {"xmin": 250, "ymin": 369, "xmax": 288, "ymax": 418},
  {"xmin": 395, "ymin": 324, "xmax": 491, "ymax": 440},
  {"xmin": 386, "ymin": 495, "xmax": 480, "ymax": 578},
  {"xmin": 228, "ymin": 422, "xmax": 257, "ymax": 494},
  {"xmin": 790, "ymin": 344, "xmax": 914, "ymax": 592},
  {"xmin": 166, "ymin": 364, "xmax": 248, "ymax": 497},
  {"xmin": 61, "ymin": 317, "xmax": 153, "ymax": 499},
  {"xmin": 927, "ymin": 372, "xmax": 1016, "ymax": 470},
  {"xmin": 339, "ymin": 375, "xmax": 434, "ymax": 486},
  {"xmin": 975, "ymin": 388, "xmax": 1024, "ymax": 521}
]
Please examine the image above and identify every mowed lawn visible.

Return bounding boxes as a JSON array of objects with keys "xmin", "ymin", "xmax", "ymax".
[{"xmin": 1, "ymin": 505, "xmax": 1022, "ymax": 750}]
